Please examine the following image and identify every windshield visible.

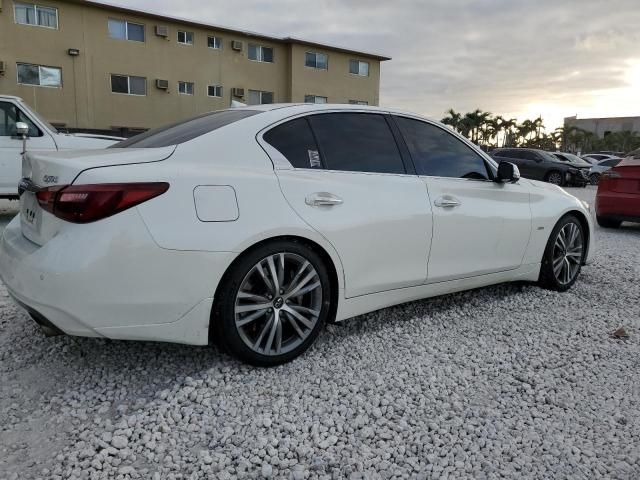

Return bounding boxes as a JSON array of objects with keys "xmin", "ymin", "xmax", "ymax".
[
  {"xmin": 20, "ymin": 101, "xmax": 58, "ymax": 134},
  {"xmin": 112, "ymin": 109, "xmax": 261, "ymax": 148},
  {"xmin": 554, "ymin": 152, "xmax": 587, "ymax": 164}
]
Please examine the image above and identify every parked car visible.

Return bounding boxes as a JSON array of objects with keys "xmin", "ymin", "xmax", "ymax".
[
  {"xmin": 491, "ymin": 148, "xmax": 590, "ymax": 186},
  {"xmin": 595, "ymin": 150, "xmax": 640, "ymax": 228},
  {"xmin": 588, "ymin": 157, "xmax": 623, "ymax": 185},
  {"xmin": 582, "ymin": 153, "xmax": 621, "ymax": 164},
  {"xmin": 0, "ymin": 95, "xmax": 123, "ymax": 199},
  {"xmin": 552, "ymin": 152, "xmax": 592, "ymax": 186},
  {"xmin": 0, "ymin": 104, "xmax": 593, "ymax": 365}
]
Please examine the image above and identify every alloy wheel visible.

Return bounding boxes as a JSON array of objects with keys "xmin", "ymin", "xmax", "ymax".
[
  {"xmin": 234, "ymin": 252, "xmax": 323, "ymax": 356},
  {"xmin": 552, "ymin": 222, "xmax": 583, "ymax": 285},
  {"xmin": 590, "ymin": 173, "xmax": 600, "ymax": 185},
  {"xmin": 548, "ymin": 172, "xmax": 563, "ymax": 185}
]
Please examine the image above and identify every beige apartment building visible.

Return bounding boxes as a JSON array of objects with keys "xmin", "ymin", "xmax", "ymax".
[{"xmin": 0, "ymin": 0, "xmax": 390, "ymax": 134}]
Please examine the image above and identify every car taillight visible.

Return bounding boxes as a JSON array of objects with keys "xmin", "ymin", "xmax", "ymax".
[
  {"xmin": 36, "ymin": 182, "xmax": 169, "ymax": 223},
  {"xmin": 601, "ymin": 171, "xmax": 621, "ymax": 180}
]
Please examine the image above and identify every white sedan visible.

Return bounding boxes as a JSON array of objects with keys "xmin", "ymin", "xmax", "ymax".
[{"xmin": 0, "ymin": 104, "xmax": 593, "ymax": 365}]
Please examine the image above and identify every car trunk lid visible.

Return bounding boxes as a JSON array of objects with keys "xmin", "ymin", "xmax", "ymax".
[
  {"xmin": 19, "ymin": 146, "xmax": 175, "ymax": 245},
  {"xmin": 607, "ymin": 156, "xmax": 640, "ymax": 194}
]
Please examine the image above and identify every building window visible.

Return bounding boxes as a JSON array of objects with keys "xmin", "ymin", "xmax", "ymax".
[
  {"xmin": 207, "ymin": 85, "xmax": 223, "ymax": 97},
  {"xmin": 178, "ymin": 81, "xmax": 194, "ymax": 95},
  {"xmin": 207, "ymin": 36, "xmax": 222, "ymax": 49},
  {"xmin": 349, "ymin": 100, "xmax": 369, "ymax": 105},
  {"xmin": 177, "ymin": 31, "xmax": 194, "ymax": 45},
  {"xmin": 248, "ymin": 44, "xmax": 274, "ymax": 63},
  {"xmin": 304, "ymin": 95, "xmax": 328, "ymax": 104},
  {"xmin": 17, "ymin": 63, "xmax": 62, "ymax": 87},
  {"xmin": 349, "ymin": 60, "xmax": 369, "ymax": 76},
  {"xmin": 248, "ymin": 90, "xmax": 273, "ymax": 105},
  {"xmin": 111, "ymin": 74, "xmax": 146, "ymax": 95},
  {"xmin": 14, "ymin": 2, "xmax": 58, "ymax": 29},
  {"xmin": 108, "ymin": 19, "xmax": 145, "ymax": 42},
  {"xmin": 305, "ymin": 52, "xmax": 328, "ymax": 70}
]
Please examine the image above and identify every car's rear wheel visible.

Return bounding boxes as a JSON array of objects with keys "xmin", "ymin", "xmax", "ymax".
[
  {"xmin": 589, "ymin": 173, "xmax": 600, "ymax": 185},
  {"xmin": 539, "ymin": 215, "xmax": 585, "ymax": 291},
  {"xmin": 597, "ymin": 216, "xmax": 622, "ymax": 229},
  {"xmin": 546, "ymin": 171, "xmax": 564, "ymax": 186},
  {"xmin": 212, "ymin": 240, "xmax": 332, "ymax": 366}
]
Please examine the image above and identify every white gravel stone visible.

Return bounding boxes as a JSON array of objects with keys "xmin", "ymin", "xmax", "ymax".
[{"xmin": 0, "ymin": 188, "xmax": 639, "ymax": 479}]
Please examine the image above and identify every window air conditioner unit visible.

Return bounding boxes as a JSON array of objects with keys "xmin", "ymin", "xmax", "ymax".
[
  {"xmin": 156, "ymin": 79, "xmax": 169, "ymax": 90},
  {"xmin": 231, "ymin": 87, "xmax": 245, "ymax": 97},
  {"xmin": 155, "ymin": 25, "xmax": 169, "ymax": 37},
  {"xmin": 231, "ymin": 40, "xmax": 243, "ymax": 51}
]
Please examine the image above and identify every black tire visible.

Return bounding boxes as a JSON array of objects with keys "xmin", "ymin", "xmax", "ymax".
[
  {"xmin": 538, "ymin": 215, "xmax": 585, "ymax": 291},
  {"xmin": 211, "ymin": 240, "xmax": 333, "ymax": 366},
  {"xmin": 545, "ymin": 170, "xmax": 564, "ymax": 186},
  {"xmin": 597, "ymin": 216, "xmax": 622, "ymax": 229},
  {"xmin": 590, "ymin": 173, "xmax": 600, "ymax": 185}
]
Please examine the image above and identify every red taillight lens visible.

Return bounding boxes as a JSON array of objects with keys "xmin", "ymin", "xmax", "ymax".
[{"xmin": 36, "ymin": 182, "xmax": 169, "ymax": 223}]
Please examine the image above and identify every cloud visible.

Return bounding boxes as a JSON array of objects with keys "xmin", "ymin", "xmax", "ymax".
[{"xmin": 125, "ymin": 0, "xmax": 640, "ymax": 127}]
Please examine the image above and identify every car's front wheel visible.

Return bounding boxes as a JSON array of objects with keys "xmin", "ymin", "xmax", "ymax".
[
  {"xmin": 212, "ymin": 240, "xmax": 332, "ymax": 366},
  {"xmin": 538, "ymin": 215, "xmax": 585, "ymax": 291},
  {"xmin": 589, "ymin": 173, "xmax": 600, "ymax": 185}
]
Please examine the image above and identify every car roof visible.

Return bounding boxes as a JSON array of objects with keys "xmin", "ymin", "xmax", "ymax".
[
  {"xmin": 0, "ymin": 95, "xmax": 23, "ymax": 102},
  {"xmin": 228, "ymin": 103, "xmax": 441, "ymax": 122}
]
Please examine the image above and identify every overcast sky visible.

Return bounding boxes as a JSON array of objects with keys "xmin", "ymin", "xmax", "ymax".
[{"xmin": 127, "ymin": 0, "xmax": 640, "ymax": 129}]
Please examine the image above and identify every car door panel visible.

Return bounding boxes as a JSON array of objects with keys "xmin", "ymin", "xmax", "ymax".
[
  {"xmin": 277, "ymin": 170, "xmax": 432, "ymax": 297},
  {"xmin": 392, "ymin": 116, "xmax": 532, "ymax": 283},
  {"xmin": 263, "ymin": 112, "xmax": 433, "ymax": 298},
  {"xmin": 423, "ymin": 177, "xmax": 531, "ymax": 282}
]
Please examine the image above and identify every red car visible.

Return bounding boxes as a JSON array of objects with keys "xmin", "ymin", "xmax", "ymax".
[{"xmin": 596, "ymin": 150, "xmax": 640, "ymax": 228}]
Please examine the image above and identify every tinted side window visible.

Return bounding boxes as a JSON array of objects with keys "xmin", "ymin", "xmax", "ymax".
[
  {"xmin": 263, "ymin": 118, "xmax": 323, "ymax": 169},
  {"xmin": 520, "ymin": 151, "xmax": 539, "ymax": 161},
  {"xmin": 493, "ymin": 150, "xmax": 507, "ymax": 157},
  {"xmin": 308, "ymin": 113, "xmax": 405, "ymax": 174},
  {"xmin": 395, "ymin": 116, "xmax": 489, "ymax": 180},
  {"xmin": 113, "ymin": 110, "xmax": 260, "ymax": 148}
]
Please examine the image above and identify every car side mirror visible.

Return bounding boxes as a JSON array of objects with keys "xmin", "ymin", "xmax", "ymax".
[
  {"xmin": 15, "ymin": 122, "xmax": 30, "ymax": 138},
  {"xmin": 496, "ymin": 161, "xmax": 520, "ymax": 183}
]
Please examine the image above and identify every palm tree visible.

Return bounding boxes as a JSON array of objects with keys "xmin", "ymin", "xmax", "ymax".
[
  {"xmin": 501, "ymin": 118, "xmax": 518, "ymax": 147},
  {"xmin": 441, "ymin": 109, "xmax": 462, "ymax": 133},
  {"xmin": 463, "ymin": 109, "xmax": 486, "ymax": 144},
  {"xmin": 487, "ymin": 115, "xmax": 504, "ymax": 148},
  {"xmin": 517, "ymin": 120, "xmax": 536, "ymax": 145},
  {"xmin": 533, "ymin": 116, "xmax": 545, "ymax": 140}
]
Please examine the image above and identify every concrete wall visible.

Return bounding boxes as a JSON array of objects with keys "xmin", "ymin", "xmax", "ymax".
[
  {"xmin": 564, "ymin": 116, "xmax": 640, "ymax": 139},
  {"xmin": 0, "ymin": 0, "xmax": 385, "ymax": 132}
]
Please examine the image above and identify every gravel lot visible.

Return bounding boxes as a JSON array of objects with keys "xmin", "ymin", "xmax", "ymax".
[{"xmin": 1, "ymin": 187, "xmax": 639, "ymax": 479}]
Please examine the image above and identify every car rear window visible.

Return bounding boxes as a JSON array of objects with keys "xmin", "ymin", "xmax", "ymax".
[{"xmin": 111, "ymin": 109, "xmax": 261, "ymax": 148}]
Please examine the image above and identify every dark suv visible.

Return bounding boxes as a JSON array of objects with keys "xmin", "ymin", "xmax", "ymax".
[{"xmin": 491, "ymin": 148, "xmax": 590, "ymax": 186}]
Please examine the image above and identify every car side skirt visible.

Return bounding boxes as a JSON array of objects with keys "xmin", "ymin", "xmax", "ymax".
[{"xmin": 335, "ymin": 263, "xmax": 541, "ymax": 322}]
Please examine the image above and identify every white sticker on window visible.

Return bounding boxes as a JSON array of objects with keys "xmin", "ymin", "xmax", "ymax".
[{"xmin": 308, "ymin": 149, "xmax": 321, "ymax": 168}]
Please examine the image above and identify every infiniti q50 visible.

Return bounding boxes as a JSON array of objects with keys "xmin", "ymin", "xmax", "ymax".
[{"xmin": 0, "ymin": 104, "xmax": 593, "ymax": 365}]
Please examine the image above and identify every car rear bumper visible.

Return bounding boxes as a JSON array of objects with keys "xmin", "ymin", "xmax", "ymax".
[
  {"xmin": 0, "ymin": 211, "xmax": 235, "ymax": 345},
  {"xmin": 596, "ymin": 191, "xmax": 640, "ymax": 221}
]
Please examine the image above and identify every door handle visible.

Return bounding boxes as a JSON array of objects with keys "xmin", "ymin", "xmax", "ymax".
[
  {"xmin": 434, "ymin": 196, "xmax": 461, "ymax": 208},
  {"xmin": 305, "ymin": 192, "xmax": 343, "ymax": 207}
]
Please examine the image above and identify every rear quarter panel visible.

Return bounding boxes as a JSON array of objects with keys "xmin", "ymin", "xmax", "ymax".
[{"xmin": 73, "ymin": 126, "xmax": 346, "ymax": 291}]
